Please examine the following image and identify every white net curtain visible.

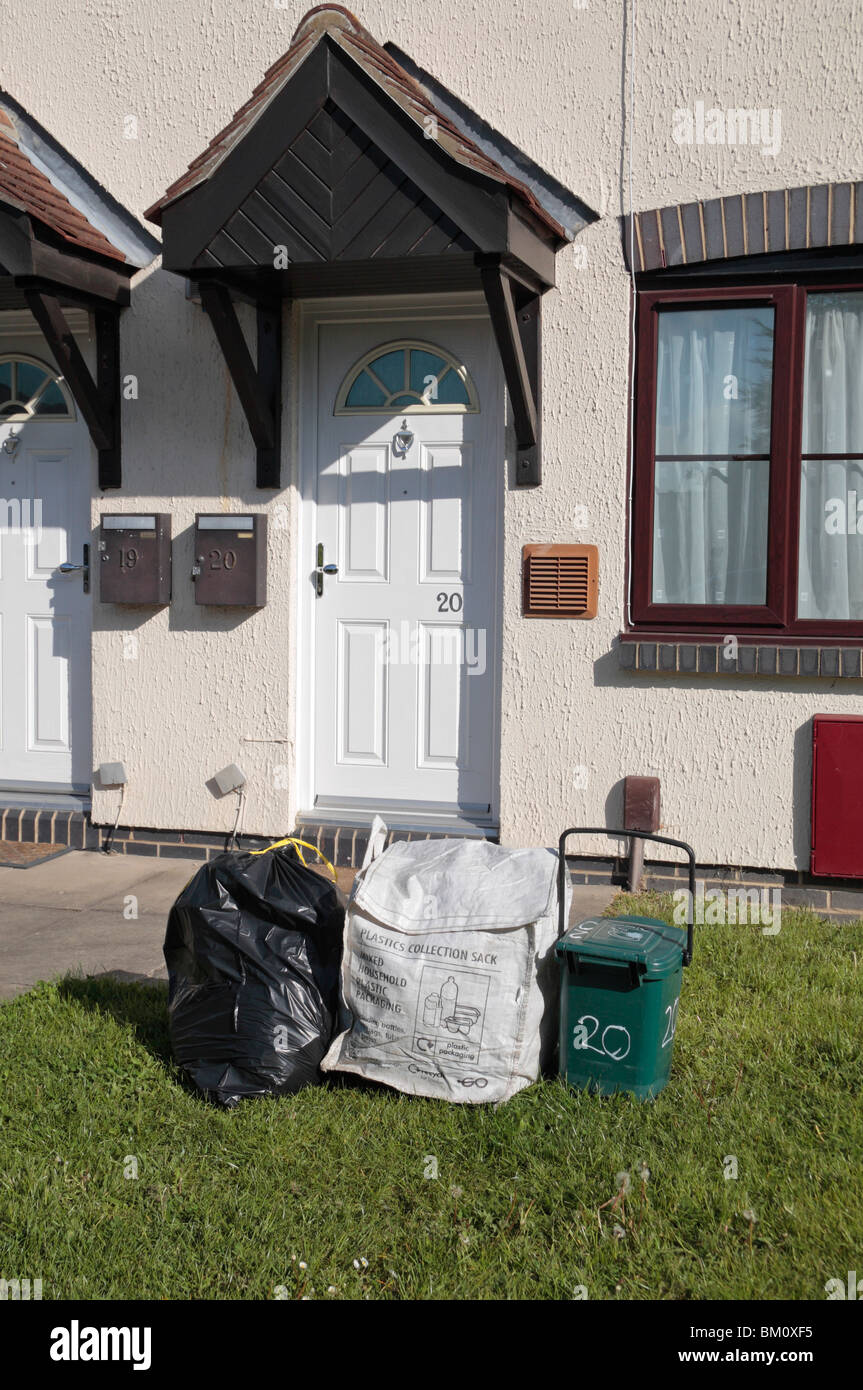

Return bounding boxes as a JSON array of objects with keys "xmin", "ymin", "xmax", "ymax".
[{"xmin": 797, "ymin": 292, "xmax": 863, "ymax": 621}]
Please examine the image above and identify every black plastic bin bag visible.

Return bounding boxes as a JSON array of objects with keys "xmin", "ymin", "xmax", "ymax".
[{"xmin": 163, "ymin": 840, "xmax": 345, "ymax": 1107}]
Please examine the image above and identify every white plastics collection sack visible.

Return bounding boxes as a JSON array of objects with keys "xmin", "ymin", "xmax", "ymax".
[{"xmin": 321, "ymin": 821, "xmax": 570, "ymax": 1103}]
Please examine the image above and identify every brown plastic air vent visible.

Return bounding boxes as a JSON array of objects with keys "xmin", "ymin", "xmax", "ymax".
[{"xmin": 522, "ymin": 544, "xmax": 599, "ymax": 618}]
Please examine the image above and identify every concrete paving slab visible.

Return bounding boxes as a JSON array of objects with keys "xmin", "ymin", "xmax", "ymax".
[
  {"xmin": 568, "ymin": 884, "xmax": 620, "ymax": 922},
  {"xmin": 0, "ymin": 851, "xmax": 198, "ymax": 912},
  {"xmin": 0, "ymin": 852, "xmax": 193, "ymax": 1000},
  {"xmin": 0, "ymin": 908, "xmax": 169, "ymax": 1000}
]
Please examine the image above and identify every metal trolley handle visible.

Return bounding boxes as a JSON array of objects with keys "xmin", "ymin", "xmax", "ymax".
[{"xmin": 557, "ymin": 827, "xmax": 697, "ymax": 966}]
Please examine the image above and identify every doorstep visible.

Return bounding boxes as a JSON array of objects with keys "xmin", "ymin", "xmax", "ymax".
[{"xmin": 295, "ymin": 819, "xmax": 499, "ymax": 869}]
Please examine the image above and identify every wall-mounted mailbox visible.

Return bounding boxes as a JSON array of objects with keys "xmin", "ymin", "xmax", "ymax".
[
  {"xmin": 99, "ymin": 514, "xmax": 172, "ymax": 605},
  {"xmin": 193, "ymin": 514, "xmax": 267, "ymax": 607}
]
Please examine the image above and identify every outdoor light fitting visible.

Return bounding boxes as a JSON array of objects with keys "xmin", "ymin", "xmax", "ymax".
[
  {"xmin": 98, "ymin": 761, "xmax": 127, "ymax": 786},
  {"xmin": 212, "ymin": 763, "xmax": 246, "ymax": 796}
]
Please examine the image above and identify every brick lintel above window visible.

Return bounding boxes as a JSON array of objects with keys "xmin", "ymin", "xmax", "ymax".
[{"xmin": 627, "ymin": 182, "xmax": 862, "ymax": 273}]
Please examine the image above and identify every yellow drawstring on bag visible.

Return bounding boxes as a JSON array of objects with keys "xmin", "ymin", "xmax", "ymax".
[{"xmin": 249, "ymin": 836, "xmax": 337, "ymax": 882}]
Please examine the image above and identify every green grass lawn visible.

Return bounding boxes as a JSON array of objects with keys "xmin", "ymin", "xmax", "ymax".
[{"xmin": 1, "ymin": 894, "xmax": 861, "ymax": 1300}]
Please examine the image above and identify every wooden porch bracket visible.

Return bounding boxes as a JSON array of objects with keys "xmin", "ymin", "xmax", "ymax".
[
  {"xmin": 23, "ymin": 286, "xmax": 122, "ymax": 489},
  {"xmin": 199, "ymin": 281, "xmax": 282, "ymax": 488},
  {"xmin": 478, "ymin": 255, "xmax": 542, "ymax": 486}
]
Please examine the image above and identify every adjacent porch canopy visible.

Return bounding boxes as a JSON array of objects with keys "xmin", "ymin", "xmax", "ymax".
[
  {"xmin": 146, "ymin": 4, "xmax": 593, "ymax": 486},
  {"xmin": 0, "ymin": 96, "xmax": 158, "ymax": 486}
]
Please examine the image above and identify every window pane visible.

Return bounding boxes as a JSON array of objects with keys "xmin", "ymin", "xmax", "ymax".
[
  {"xmin": 655, "ymin": 306, "xmax": 774, "ymax": 456},
  {"xmin": 653, "ymin": 458, "xmax": 769, "ymax": 604},
  {"xmin": 798, "ymin": 458, "xmax": 863, "ymax": 620},
  {"xmin": 35, "ymin": 381, "xmax": 69, "ymax": 415},
  {"xmin": 368, "ymin": 349, "xmax": 405, "ymax": 395},
  {"xmin": 409, "ymin": 349, "xmax": 446, "ymax": 394},
  {"xmin": 16, "ymin": 361, "xmax": 48, "ymax": 402},
  {"xmin": 802, "ymin": 292, "xmax": 863, "ymax": 454},
  {"xmin": 345, "ymin": 370, "xmax": 387, "ymax": 408},
  {"xmin": 434, "ymin": 368, "xmax": 471, "ymax": 406},
  {"xmin": 0, "ymin": 362, "xmax": 11, "ymax": 405},
  {"xmin": 797, "ymin": 294, "xmax": 863, "ymax": 619}
]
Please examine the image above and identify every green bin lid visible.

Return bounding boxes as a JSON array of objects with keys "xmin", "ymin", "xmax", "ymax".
[{"xmin": 556, "ymin": 915, "xmax": 686, "ymax": 979}]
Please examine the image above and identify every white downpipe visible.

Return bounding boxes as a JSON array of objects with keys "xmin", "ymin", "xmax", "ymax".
[{"xmin": 625, "ymin": 0, "xmax": 638, "ymax": 627}]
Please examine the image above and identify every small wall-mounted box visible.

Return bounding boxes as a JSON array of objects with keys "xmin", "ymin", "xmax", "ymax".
[
  {"xmin": 623, "ymin": 775, "xmax": 660, "ymax": 833},
  {"xmin": 99, "ymin": 514, "xmax": 172, "ymax": 605},
  {"xmin": 193, "ymin": 514, "xmax": 267, "ymax": 607}
]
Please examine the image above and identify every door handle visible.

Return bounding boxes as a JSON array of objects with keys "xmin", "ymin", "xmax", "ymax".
[
  {"xmin": 314, "ymin": 543, "xmax": 338, "ymax": 596},
  {"xmin": 57, "ymin": 544, "xmax": 90, "ymax": 593}
]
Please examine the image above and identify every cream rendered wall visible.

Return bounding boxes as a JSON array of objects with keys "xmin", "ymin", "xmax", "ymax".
[{"xmin": 3, "ymin": 1, "xmax": 862, "ymax": 863}]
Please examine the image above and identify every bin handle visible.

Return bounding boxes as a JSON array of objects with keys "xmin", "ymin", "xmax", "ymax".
[
  {"xmin": 560, "ymin": 950, "xmax": 644, "ymax": 987},
  {"xmin": 557, "ymin": 827, "xmax": 696, "ymax": 966}
]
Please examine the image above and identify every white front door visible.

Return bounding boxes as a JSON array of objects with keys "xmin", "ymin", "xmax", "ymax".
[
  {"xmin": 0, "ymin": 348, "xmax": 92, "ymax": 791},
  {"xmin": 306, "ymin": 308, "xmax": 502, "ymax": 824}
]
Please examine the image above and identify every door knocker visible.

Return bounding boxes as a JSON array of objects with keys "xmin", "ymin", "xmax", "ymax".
[
  {"xmin": 392, "ymin": 419, "xmax": 414, "ymax": 458},
  {"xmin": 2, "ymin": 427, "xmax": 21, "ymax": 456}
]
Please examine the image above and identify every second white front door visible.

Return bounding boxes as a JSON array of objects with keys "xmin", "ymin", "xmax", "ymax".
[{"xmin": 308, "ymin": 310, "xmax": 502, "ymax": 823}]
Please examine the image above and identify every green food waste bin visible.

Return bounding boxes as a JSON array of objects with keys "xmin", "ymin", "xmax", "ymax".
[{"xmin": 555, "ymin": 828, "xmax": 696, "ymax": 1101}]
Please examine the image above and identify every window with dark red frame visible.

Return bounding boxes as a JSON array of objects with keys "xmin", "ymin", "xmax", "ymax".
[{"xmin": 631, "ymin": 280, "xmax": 863, "ymax": 639}]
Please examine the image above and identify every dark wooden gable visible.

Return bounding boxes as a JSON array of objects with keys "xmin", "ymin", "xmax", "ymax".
[
  {"xmin": 158, "ymin": 40, "xmax": 546, "ymax": 283},
  {"xmin": 198, "ymin": 101, "xmax": 476, "ymax": 271}
]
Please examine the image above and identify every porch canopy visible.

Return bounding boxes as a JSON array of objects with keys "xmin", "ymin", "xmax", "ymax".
[
  {"xmin": 146, "ymin": 4, "xmax": 592, "ymax": 486},
  {"xmin": 0, "ymin": 98, "xmax": 158, "ymax": 486}
]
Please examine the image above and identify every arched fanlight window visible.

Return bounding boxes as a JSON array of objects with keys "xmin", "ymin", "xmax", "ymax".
[
  {"xmin": 335, "ymin": 339, "xmax": 479, "ymax": 415},
  {"xmin": 0, "ymin": 354, "xmax": 76, "ymax": 421}
]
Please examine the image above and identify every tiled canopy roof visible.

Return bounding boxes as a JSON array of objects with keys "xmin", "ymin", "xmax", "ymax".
[
  {"xmin": 0, "ymin": 107, "xmax": 126, "ymax": 263},
  {"xmin": 145, "ymin": 4, "xmax": 566, "ymax": 241}
]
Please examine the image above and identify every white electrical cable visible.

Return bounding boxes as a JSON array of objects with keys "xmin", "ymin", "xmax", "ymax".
[
  {"xmin": 228, "ymin": 788, "xmax": 246, "ymax": 851},
  {"xmin": 625, "ymin": 0, "xmax": 638, "ymax": 627},
  {"xmin": 104, "ymin": 784, "xmax": 126, "ymax": 855}
]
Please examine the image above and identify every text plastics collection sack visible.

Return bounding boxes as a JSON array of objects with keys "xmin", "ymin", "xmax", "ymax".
[
  {"xmin": 321, "ymin": 823, "xmax": 570, "ymax": 1103},
  {"xmin": 163, "ymin": 841, "xmax": 345, "ymax": 1107}
]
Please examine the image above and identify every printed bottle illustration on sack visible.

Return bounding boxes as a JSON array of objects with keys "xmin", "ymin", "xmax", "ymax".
[
  {"xmin": 423, "ymin": 976, "xmax": 481, "ymax": 1037},
  {"xmin": 415, "ymin": 970, "xmax": 489, "ymax": 1067}
]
